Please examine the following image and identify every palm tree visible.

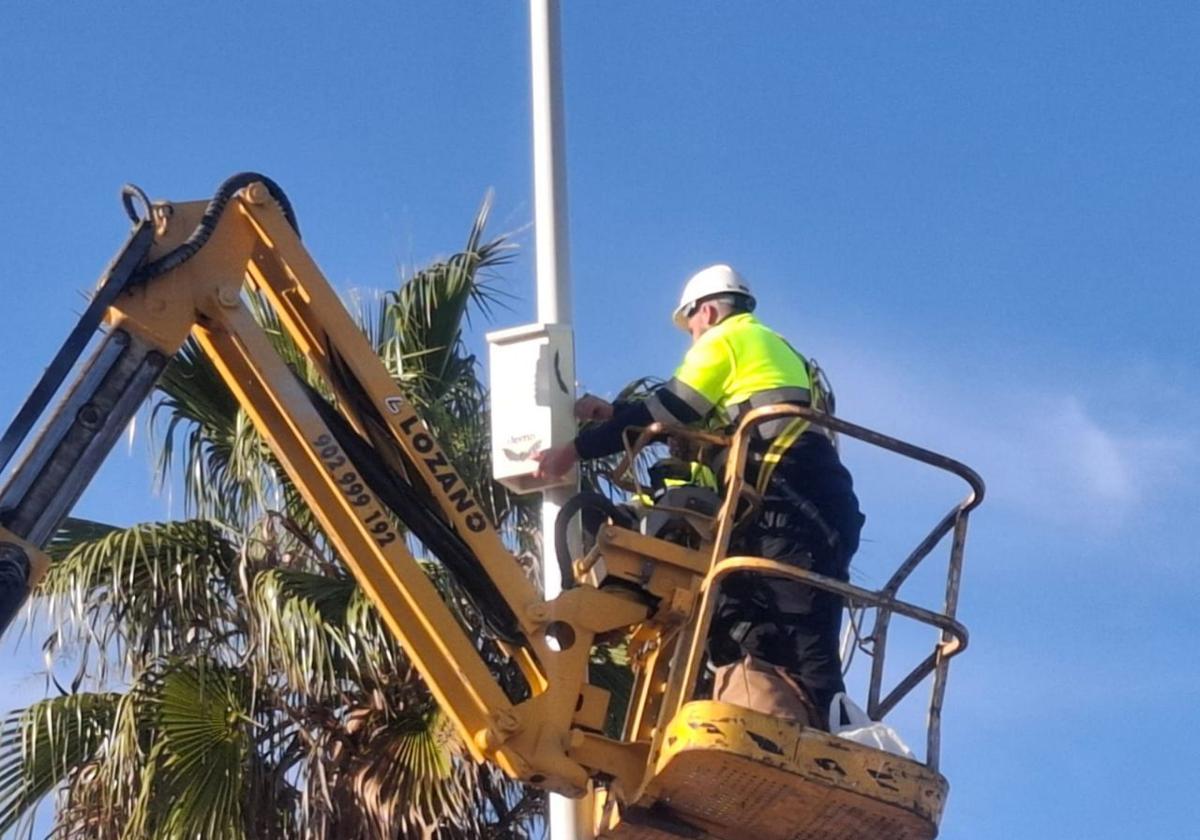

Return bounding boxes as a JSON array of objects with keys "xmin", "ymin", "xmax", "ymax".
[{"xmin": 0, "ymin": 197, "xmax": 546, "ymax": 839}]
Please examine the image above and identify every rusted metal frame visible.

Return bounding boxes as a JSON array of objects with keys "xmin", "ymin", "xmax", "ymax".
[
  {"xmin": 866, "ymin": 605, "xmax": 893, "ymax": 715},
  {"xmin": 881, "ymin": 508, "xmax": 960, "ymax": 599},
  {"xmin": 874, "ymin": 651, "xmax": 937, "ymax": 722},
  {"xmin": 867, "ymin": 511, "xmax": 976, "ymax": 722},
  {"xmin": 728, "ymin": 407, "xmax": 982, "ymax": 762},
  {"xmin": 629, "ymin": 404, "xmax": 980, "ymax": 774},
  {"xmin": 867, "ymin": 509, "xmax": 956, "ymax": 714},
  {"xmin": 608, "ymin": 406, "xmax": 979, "ymax": 748},
  {"xmin": 926, "ymin": 511, "xmax": 971, "ymax": 770},
  {"xmin": 607, "ymin": 423, "xmax": 731, "ymax": 497},
  {"xmin": 606, "ymin": 406, "xmax": 984, "ymax": 560},
  {"xmin": 866, "ymin": 507, "xmax": 977, "ymax": 711},
  {"xmin": 656, "ymin": 551, "xmax": 970, "ymax": 781},
  {"xmin": 711, "ymin": 558, "xmax": 968, "ymax": 651},
  {"xmin": 813, "ymin": 410, "xmax": 985, "ymax": 507}
]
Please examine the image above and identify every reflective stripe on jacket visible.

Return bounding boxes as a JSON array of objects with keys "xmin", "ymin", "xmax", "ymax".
[
  {"xmin": 645, "ymin": 313, "xmax": 812, "ymax": 428},
  {"xmin": 644, "ymin": 313, "xmax": 820, "ymax": 491}
]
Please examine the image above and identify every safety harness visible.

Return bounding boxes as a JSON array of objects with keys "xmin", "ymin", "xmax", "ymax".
[{"xmin": 728, "ymin": 351, "xmax": 837, "ymax": 495}]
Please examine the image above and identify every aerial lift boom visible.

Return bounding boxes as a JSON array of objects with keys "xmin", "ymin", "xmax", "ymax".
[{"xmin": 0, "ymin": 175, "xmax": 983, "ymax": 839}]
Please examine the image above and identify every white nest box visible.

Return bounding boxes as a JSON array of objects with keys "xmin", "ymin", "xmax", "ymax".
[{"xmin": 486, "ymin": 323, "xmax": 576, "ymax": 493}]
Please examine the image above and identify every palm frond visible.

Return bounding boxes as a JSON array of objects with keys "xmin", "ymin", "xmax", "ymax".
[
  {"xmin": 46, "ymin": 518, "xmax": 120, "ymax": 561},
  {"xmin": 36, "ymin": 520, "xmax": 239, "ymax": 676},
  {"xmin": 249, "ymin": 568, "xmax": 360, "ymax": 699},
  {"xmin": 380, "ymin": 192, "xmax": 514, "ymax": 408},
  {"xmin": 0, "ymin": 692, "xmax": 120, "ymax": 835},
  {"xmin": 151, "ymin": 662, "xmax": 250, "ymax": 840},
  {"xmin": 152, "ymin": 337, "xmax": 282, "ymax": 522},
  {"xmin": 7, "ymin": 200, "xmax": 547, "ymax": 837},
  {"xmin": 53, "ymin": 688, "xmax": 147, "ymax": 840},
  {"xmin": 327, "ymin": 704, "xmax": 478, "ymax": 839}
]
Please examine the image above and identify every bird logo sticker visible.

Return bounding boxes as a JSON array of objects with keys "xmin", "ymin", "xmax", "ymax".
[{"xmin": 502, "ymin": 433, "xmax": 542, "ymax": 462}]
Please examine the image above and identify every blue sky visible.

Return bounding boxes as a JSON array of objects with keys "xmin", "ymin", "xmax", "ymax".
[{"xmin": 2, "ymin": 3, "xmax": 1198, "ymax": 838}]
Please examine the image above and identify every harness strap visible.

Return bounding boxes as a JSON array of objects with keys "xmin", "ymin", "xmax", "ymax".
[
  {"xmin": 729, "ymin": 388, "xmax": 812, "ymax": 440},
  {"xmin": 754, "ymin": 416, "xmax": 810, "ymax": 493}
]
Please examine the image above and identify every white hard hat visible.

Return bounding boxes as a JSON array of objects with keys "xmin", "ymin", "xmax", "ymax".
[{"xmin": 672, "ymin": 264, "xmax": 755, "ymax": 330}]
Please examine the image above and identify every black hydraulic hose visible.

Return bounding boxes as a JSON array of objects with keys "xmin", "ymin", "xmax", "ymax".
[
  {"xmin": 324, "ymin": 345, "xmax": 447, "ymax": 529},
  {"xmin": 553, "ymin": 492, "xmax": 636, "ymax": 590},
  {"xmin": 120, "ymin": 184, "xmax": 152, "ymax": 224},
  {"xmin": 299, "ymin": 379, "xmax": 523, "ymax": 645},
  {"xmin": 134, "ymin": 172, "xmax": 300, "ymax": 282}
]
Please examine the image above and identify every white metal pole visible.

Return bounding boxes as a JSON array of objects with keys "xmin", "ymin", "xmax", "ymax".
[
  {"xmin": 531, "ymin": 0, "xmax": 571, "ymax": 329},
  {"xmin": 530, "ymin": 2, "xmax": 591, "ymax": 838}
]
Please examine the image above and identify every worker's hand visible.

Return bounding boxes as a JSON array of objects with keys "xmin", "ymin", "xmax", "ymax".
[
  {"xmin": 532, "ymin": 442, "xmax": 579, "ymax": 481},
  {"xmin": 575, "ymin": 394, "xmax": 613, "ymax": 423}
]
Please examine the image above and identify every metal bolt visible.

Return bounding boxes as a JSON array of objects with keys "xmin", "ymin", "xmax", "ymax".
[
  {"xmin": 475, "ymin": 728, "xmax": 501, "ymax": 752},
  {"xmin": 77, "ymin": 404, "xmax": 102, "ymax": 430},
  {"xmin": 243, "ymin": 183, "xmax": 269, "ymax": 205},
  {"xmin": 216, "ymin": 287, "xmax": 240, "ymax": 308},
  {"xmin": 152, "ymin": 203, "xmax": 173, "ymax": 236}
]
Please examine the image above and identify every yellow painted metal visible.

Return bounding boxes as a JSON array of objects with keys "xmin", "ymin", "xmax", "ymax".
[
  {"xmin": 599, "ymin": 701, "xmax": 946, "ymax": 840},
  {"xmin": 94, "ymin": 182, "xmax": 669, "ymax": 798},
  {"xmin": 622, "ymin": 624, "xmax": 676, "ymax": 747},
  {"xmin": 236, "ymin": 200, "xmax": 549, "ymax": 643},
  {"xmin": 587, "ymin": 525, "xmax": 710, "ymax": 584},
  {"xmin": 569, "ymin": 732, "xmax": 651, "ymax": 808},
  {"xmin": 192, "ymin": 301, "xmax": 519, "ymax": 766},
  {"xmin": 71, "ymin": 179, "xmax": 965, "ymax": 837},
  {"xmin": 104, "ymin": 203, "xmax": 527, "ymax": 772}
]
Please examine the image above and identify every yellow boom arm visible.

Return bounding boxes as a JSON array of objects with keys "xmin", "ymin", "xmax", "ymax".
[
  {"xmin": 0, "ymin": 176, "xmax": 662, "ymax": 798},
  {"xmin": 0, "ymin": 176, "xmax": 983, "ymax": 840}
]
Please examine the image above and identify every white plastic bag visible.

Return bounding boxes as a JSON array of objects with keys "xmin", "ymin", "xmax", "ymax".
[{"xmin": 828, "ymin": 693, "xmax": 916, "ymax": 759}]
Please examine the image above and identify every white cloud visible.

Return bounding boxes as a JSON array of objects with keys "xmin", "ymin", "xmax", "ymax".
[
  {"xmin": 991, "ymin": 393, "xmax": 1192, "ymax": 520},
  {"xmin": 805, "ymin": 333, "xmax": 1198, "ymax": 531},
  {"xmin": 1061, "ymin": 399, "xmax": 1131, "ymax": 502}
]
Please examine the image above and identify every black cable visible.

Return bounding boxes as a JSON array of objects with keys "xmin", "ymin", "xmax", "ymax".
[
  {"xmin": 553, "ymin": 492, "xmax": 636, "ymax": 590},
  {"xmin": 324, "ymin": 344, "xmax": 446, "ymax": 527},
  {"xmin": 299, "ymin": 378, "xmax": 523, "ymax": 644},
  {"xmin": 120, "ymin": 184, "xmax": 152, "ymax": 224},
  {"xmin": 134, "ymin": 172, "xmax": 300, "ymax": 282}
]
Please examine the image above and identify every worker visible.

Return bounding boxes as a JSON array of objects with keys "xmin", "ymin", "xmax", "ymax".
[{"xmin": 534, "ymin": 264, "xmax": 865, "ymax": 729}]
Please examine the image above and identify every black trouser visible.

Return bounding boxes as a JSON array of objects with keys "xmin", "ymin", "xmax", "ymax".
[{"xmin": 710, "ymin": 438, "xmax": 864, "ymax": 717}]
